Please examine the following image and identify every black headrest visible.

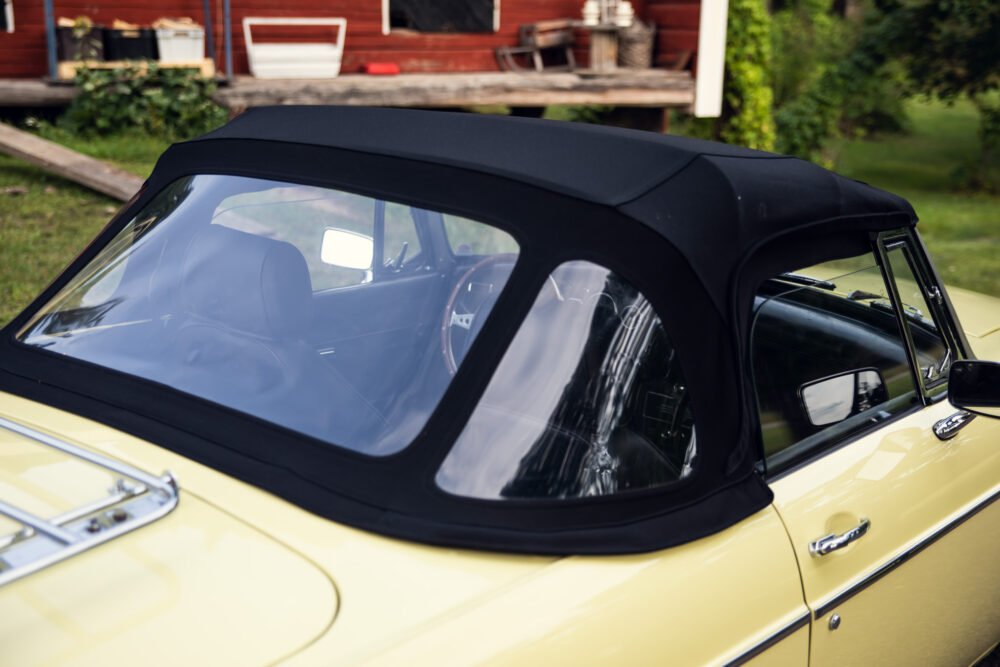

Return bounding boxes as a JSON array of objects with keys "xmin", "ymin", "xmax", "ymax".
[{"xmin": 181, "ymin": 225, "xmax": 313, "ymax": 338}]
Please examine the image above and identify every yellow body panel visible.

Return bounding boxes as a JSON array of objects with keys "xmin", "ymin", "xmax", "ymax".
[
  {"xmin": 771, "ymin": 398, "xmax": 1000, "ymax": 666},
  {"xmin": 286, "ymin": 508, "xmax": 806, "ymax": 667},
  {"xmin": 0, "ymin": 392, "xmax": 807, "ymax": 666},
  {"xmin": 0, "ymin": 409, "xmax": 338, "ymax": 667}
]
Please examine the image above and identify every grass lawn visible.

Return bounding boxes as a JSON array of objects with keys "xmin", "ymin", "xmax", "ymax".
[
  {"xmin": 0, "ymin": 130, "xmax": 168, "ymax": 324},
  {"xmin": 831, "ymin": 98, "xmax": 1000, "ymax": 298},
  {"xmin": 0, "ymin": 101, "xmax": 997, "ymax": 325}
]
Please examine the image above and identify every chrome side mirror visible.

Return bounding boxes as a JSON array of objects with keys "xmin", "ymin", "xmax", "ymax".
[
  {"xmin": 800, "ymin": 368, "xmax": 887, "ymax": 426},
  {"xmin": 949, "ymin": 360, "xmax": 1000, "ymax": 419}
]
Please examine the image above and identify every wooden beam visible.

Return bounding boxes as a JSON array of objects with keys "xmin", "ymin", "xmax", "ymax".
[
  {"xmin": 215, "ymin": 70, "xmax": 695, "ymax": 110},
  {"xmin": 56, "ymin": 59, "xmax": 216, "ymax": 81},
  {"xmin": 0, "ymin": 79, "xmax": 76, "ymax": 107},
  {"xmin": 0, "ymin": 123, "xmax": 144, "ymax": 202}
]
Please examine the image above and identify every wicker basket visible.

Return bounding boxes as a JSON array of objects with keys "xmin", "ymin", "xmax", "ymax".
[{"xmin": 617, "ymin": 20, "xmax": 654, "ymax": 68}]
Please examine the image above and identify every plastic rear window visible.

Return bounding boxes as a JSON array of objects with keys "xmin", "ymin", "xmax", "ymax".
[{"xmin": 18, "ymin": 175, "xmax": 519, "ymax": 456}]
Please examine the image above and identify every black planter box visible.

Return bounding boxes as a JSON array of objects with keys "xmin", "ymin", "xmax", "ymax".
[
  {"xmin": 102, "ymin": 28, "xmax": 158, "ymax": 60},
  {"xmin": 56, "ymin": 27, "xmax": 105, "ymax": 61}
]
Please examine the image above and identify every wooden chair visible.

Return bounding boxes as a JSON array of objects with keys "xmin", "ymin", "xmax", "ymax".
[{"xmin": 496, "ymin": 20, "xmax": 576, "ymax": 72}]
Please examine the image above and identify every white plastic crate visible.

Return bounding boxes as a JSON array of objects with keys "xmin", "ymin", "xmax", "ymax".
[
  {"xmin": 156, "ymin": 27, "xmax": 205, "ymax": 63},
  {"xmin": 243, "ymin": 17, "xmax": 346, "ymax": 79}
]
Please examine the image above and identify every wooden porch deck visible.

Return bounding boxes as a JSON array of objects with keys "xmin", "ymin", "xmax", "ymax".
[
  {"xmin": 0, "ymin": 69, "xmax": 694, "ymax": 116},
  {"xmin": 213, "ymin": 70, "xmax": 694, "ymax": 111}
]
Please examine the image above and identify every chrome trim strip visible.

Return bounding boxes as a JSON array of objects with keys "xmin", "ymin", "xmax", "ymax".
[
  {"xmin": 722, "ymin": 611, "xmax": 811, "ymax": 667},
  {"xmin": 814, "ymin": 485, "xmax": 1000, "ymax": 619}
]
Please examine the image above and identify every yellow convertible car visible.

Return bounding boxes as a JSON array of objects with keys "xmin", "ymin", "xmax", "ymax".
[{"xmin": 1, "ymin": 108, "xmax": 998, "ymax": 666}]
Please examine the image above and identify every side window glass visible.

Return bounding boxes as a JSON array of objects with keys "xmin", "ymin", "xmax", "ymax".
[
  {"xmin": 437, "ymin": 260, "xmax": 696, "ymax": 500},
  {"xmin": 884, "ymin": 244, "xmax": 950, "ymax": 389},
  {"xmin": 751, "ymin": 255, "xmax": 920, "ymax": 472}
]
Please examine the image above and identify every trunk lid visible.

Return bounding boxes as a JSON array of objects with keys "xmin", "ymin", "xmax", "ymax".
[{"xmin": 0, "ymin": 411, "xmax": 337, "ymax": 667}]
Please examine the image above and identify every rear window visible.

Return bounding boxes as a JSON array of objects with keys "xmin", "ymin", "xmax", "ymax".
[{"xmin": 18, "ymin": 175, "xmax": 519, "ymax": 456}]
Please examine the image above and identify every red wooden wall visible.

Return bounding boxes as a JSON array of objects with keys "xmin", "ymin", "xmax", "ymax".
[
  {"xmin": 643, "ymin": 0, "xmax": 701, "ymax": 69},
  {"xmin": 0, "ymin": 0, "xmax": 700, "ymax": 78}
]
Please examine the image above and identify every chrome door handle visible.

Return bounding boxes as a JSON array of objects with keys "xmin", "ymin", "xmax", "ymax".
[
  {"xmin": 809, "ymin": 518, "xmax": 871, "ymax": 557},
  {"xmin": 933, "ymin": 410, "xmax": 975, "ymax": 441}
]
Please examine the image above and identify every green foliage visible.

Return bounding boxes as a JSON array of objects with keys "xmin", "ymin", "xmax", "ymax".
[
  {"xmin": 879, "ymin": 0, "xmax": 999, "ymax": 188},
  {"xmin": 839, "ymin": 60, "xmax": 909, "ymax": 136},
  {"xmin": 833, "ymin": 98, "xmax": 1000, "ymax": 293},
  {"xmin": 959, "ymin": 96, "xmax": 1000, "ymax": 192},
  {"xmin": 771, "ymin": 0, "xmax": 907, "ymax": 145},
  {"xmin": 880, "ymin": 0, "xmax": 999, "ymax": 101},
  {"xmin": 544, "ymin": 105, "xmax": 616, "ymax": 124},
  {"xmin": 775, "ymin": 0, "xmax": 999, "ymax": 169},
  {"xmin": 697, "ymin": 0, "xmax": 775, "ymax": 149},
  {"xmin": 64, "ymin": 64, "xmax": 227, "ymax": 139},
  {"xmin": 770, "ymin": 2, "xmax": 845, "ymax": 108},
  {"xmin": 774, "ymin": 7, "xmax": 896, "ymax": 159}
]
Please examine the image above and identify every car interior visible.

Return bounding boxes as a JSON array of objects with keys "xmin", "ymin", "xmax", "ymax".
[{"xmin": 752, "ymin": 263, "xmax": 949, "ymax": 470}]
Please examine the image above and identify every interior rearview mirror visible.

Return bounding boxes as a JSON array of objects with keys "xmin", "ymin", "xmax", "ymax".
[
  {"xmin": 949, "ymin": 360, "xmax": 1000, "ymax": 419},
  {"xmin": 321, "ymin": 228, "xmax": 374, "ymax": 271},
  {"xmin": 800, "ymin": 368, "xmax": 888, "ymax": 427}
]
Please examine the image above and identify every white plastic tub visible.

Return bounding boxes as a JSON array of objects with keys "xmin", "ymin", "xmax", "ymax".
[
  {"xmin": 243, "ymin": 17, "xmax": 347, "ymax": 79},
  {"xmin": 156, "ymin": 27, "xmax": 205, "ymax": 63}
]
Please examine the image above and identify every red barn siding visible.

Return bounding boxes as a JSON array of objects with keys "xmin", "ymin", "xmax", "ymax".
[
  {"xmin": 643, "ymin": 0, "xmax": 700, "ymax": 70},
  {"xmin": 0, "ymin": 0, "xmax": 701, "ymax": 79}
]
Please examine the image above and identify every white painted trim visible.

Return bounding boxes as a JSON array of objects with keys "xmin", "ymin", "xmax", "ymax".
[
  {"xmin": 693, "ymin": 0, "xmax": 729, "ymax": 118},
  {"xmin": 494, "ymin": 0, "xmax": 501, "ymax": 32},
  {"xmin": 4, "ymin": 0, "xmax": 13, "ymax": 33}
]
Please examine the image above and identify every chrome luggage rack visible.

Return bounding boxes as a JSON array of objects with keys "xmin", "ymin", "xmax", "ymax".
[{"xmin": 0, "ymin": 415, "xmax": 179, "ymax": 587}]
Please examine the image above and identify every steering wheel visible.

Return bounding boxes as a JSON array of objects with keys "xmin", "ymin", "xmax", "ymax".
[{"xmin": 440, "ymin": 253, "xmax": 518, "ymax": 376}]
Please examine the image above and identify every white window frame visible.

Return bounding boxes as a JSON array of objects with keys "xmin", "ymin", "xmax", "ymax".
[{"xmin": 381, "ymin": 0, "xmax": 500, "ymax": 36}]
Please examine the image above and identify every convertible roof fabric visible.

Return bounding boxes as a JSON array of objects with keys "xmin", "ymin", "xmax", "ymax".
[
  {"xmin": 0, "ymin": 108, "xmax": 918, "ymax": 554},
  {"xmin": 199, "ymin": 106, "xmax": 916, "ymax": 313}
]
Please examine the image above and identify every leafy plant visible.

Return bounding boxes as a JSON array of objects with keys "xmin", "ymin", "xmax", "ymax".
[
  {"xmin": 694, "ymin": 0, "xmax": 776, "ymax": 150},
  {"xmin": 69, "ymin": 16, "xmax": 103, "ymax": 60},
  {"xmin": 775, "ymin": 0, "xmax": 999, "ymax": 176},
  {"xmin": 64, "ymin": 64, "xmax": 228, "ymax": 140}
]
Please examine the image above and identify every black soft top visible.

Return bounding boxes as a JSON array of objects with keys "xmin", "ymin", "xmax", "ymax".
[
  {"xmin": 198, "ymin": 106, "xmax": 915, "ymax": 312},
  {"xmin": 0, "ymin": 108, "xmax": 917, "ymax": 554}
]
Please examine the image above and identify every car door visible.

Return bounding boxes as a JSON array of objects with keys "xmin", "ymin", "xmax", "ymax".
[{"xmin": 751, "ymin": 232, "xmax": 1000, "ymax": 666}]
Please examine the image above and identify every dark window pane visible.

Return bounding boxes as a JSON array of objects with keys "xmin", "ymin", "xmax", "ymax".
[
  {"xmin": 389, "ymin": 0, "xmax": 493, "ymax": 32},
  {"xmin": 751, "ymin": 258, "xmax": 919, "ymax": 470},
  {"xmin": 438, "ymin": 260, "xmax": 695, "ymax": 500}
]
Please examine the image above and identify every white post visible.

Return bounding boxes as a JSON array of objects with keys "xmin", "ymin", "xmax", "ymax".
[{"xmin": 693, "ymin": 0, "xmax": 730, "ymax": 118}]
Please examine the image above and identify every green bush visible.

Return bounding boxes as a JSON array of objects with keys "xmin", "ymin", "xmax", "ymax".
[
  {"xmin": 64, "ymin": 64, "xmax": 227, "ymax": 139},
  {"xmin": 771, "ymin": 1, "xmax": 847, "ymax": 110},
  {"xmin": 692, "ymin": 0, "xmax": 775, "ymax": 149},
  {"xmin": 772, "ymin": 1, "xmax": 908, "ymax": 159}
]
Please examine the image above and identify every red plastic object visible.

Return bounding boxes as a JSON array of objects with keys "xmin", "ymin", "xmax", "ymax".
[{"xmin": 364, "ymin": 62, "xmax": 401, "ymax": 75}]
